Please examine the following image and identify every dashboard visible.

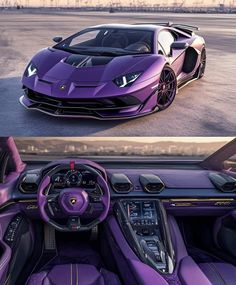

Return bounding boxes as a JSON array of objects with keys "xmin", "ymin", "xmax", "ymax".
[
  {"xmin": 0, "ymin": 158, "xmax": 235, "ymax": 215},
  {"xmin": 17, "ymin": 161, "xmax": 236, "ymax": 199}
]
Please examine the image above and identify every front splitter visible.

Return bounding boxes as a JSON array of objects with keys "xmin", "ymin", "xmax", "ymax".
[{"xmin": 19, "ymin": 96, "xmax": 159, "ymax": 121}]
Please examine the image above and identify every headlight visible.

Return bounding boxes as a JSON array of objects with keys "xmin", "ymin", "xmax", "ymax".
[
  {"xmin": 25, "ymin": 62, "xmax": 37, "ymax": 77},
  {"xmin": 113, "ymin": 71, "xmax": 142, "ymax": 88}
]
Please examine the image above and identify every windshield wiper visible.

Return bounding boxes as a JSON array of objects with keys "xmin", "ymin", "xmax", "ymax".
[
  {"xmin": 97, "ymin": 51, "xmax": 125, "ymax": 56},
  {"xmin": 55, "ymin": 46, "xmax": 149, "ymax": 57}
]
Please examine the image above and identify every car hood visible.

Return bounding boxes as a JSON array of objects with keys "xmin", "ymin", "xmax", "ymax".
[{"xmin": 32, "ymin": 48, "xmax": 156, "ymax": 84}]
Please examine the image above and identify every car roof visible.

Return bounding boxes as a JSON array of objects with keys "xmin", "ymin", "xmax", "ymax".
[{"xmin": 90, "ymin": 23, "xmax": 164, "ymax": 32}]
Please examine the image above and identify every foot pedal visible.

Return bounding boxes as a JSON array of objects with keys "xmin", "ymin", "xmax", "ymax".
[
  {"xmin": 44, "ymin": 224, "xmax": 56, "ymax": 251},
  {"xmin": 90, "ymin": 225, "xmax": 98, "ymax": 241}
]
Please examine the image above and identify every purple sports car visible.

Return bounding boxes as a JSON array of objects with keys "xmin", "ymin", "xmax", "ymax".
[{"xmin": 20, "ymin": 23, "xmax": 206, "ymax": 119}]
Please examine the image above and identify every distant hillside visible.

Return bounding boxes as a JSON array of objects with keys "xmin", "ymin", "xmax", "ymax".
[{"xmin": 15, "ymin": 138, "xmax": 228, "ymax": 157}]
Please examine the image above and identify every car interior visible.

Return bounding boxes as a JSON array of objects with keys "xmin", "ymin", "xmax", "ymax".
[
  {"xmin": 0, "ymin": 137, "xmax": 236, "ymax": 285},
  {"xmin": 62, "ymin": 28, "xmax": 154, "ymax": 53}
]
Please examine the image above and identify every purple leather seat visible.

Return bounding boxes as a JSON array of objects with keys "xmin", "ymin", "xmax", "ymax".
[
  {"xmin": 168, "ymin": 215, "xmax": 236, "ymax": 285},
  {"xmin": 199, "ymin": 262, "xmax": 236, "ymax": 285},
  {"xmin": 27, "ymin": 263, "xmax": 121, "ymax": 285}
]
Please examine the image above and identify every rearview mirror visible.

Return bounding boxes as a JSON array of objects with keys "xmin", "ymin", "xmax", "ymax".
[{"xmin": 53, "ymin": 36, "xmax": 63, "ymax": 43}]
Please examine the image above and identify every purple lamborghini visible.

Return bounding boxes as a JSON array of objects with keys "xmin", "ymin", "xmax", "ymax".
[
  {"xmin": 0, "ymin": 137, "xmax": 236, "ymax": 285},
  {"xmin": 20, "ymin": 23, "xmax": 206, "ymax": 119}
]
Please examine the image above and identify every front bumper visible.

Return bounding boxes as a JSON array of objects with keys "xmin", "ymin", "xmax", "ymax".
[{"xmin": 20, "ymin": 88, "xmax": 158, "ymax": 120}]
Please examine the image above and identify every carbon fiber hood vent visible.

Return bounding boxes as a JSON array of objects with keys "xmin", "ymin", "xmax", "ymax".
[{"xmin": 64, "ymin": 54, "xmax": 113, "ymax": 68}]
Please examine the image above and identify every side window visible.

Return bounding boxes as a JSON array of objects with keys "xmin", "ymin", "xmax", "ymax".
[{"xmin": 158, "ymin": 31, "xmax": 175, "ymax": 56}]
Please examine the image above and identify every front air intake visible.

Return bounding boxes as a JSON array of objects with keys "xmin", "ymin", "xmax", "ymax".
[
  {"xmin": 209, "ymin": 172, "xmax": 236, "ymax": 193},
  {"xmin": 140, "ymin": 174, "xmax": 165, "ymax": 193},
  {"xmin": 110, "ymin": 173, "xmax": 133, "ymax": 193}
]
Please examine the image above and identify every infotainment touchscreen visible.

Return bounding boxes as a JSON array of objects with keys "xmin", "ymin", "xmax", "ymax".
[{"xmin": 125, "ymin": 201, "xmax": 157, "ymax": 222}]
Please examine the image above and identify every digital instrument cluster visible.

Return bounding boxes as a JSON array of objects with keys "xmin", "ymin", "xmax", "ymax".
[{"xmin": 51, "ymin": 169, "xmax": 97, "ymax": 189}]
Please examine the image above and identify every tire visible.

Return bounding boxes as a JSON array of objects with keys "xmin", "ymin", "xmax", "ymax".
[
  {"xmin": 156, "ymin": 66, "xmax": 177, "ymax": 111},
  {"xmin": 198, "ymin": 47, "xmax": 206, "ymax": 79}
]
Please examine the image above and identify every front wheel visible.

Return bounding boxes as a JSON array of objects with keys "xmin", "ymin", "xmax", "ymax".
[{"xmin": 156, "ymin": 66, "xmax": 177, "ymax": 111}]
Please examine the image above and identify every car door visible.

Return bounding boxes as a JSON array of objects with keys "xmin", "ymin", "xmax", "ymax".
[{"xmin": 157, "ymin": 29, "xmax": 185, "ymax": 75}]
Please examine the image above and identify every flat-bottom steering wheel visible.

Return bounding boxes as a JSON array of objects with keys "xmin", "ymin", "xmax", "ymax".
[{"xmin": 38, "ymin": 161, "xmax": 110, "ymax": 232}]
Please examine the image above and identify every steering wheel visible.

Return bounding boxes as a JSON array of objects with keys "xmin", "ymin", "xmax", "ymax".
[{"xmin": 38, "ymin": 162, "xmax": 110, "ymax": 232}]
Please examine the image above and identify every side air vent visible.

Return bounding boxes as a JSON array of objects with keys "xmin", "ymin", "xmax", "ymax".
[
  {"xmin": 110, "ymin": 173, "xmax": 133, "ymax": 193},
  {"xmin": 140, "ymin": 174, "xmax": 165, "ymax": 193},
  {"xmin": 0, "ymin": 151, "xmax": 9, "ymax": 183},
  {"xmin": 209, "ymin": 172, "xmax": 236, "ymax": 193},
  {"xmin": 19, "ymin": 173, "xmax": 40, "ymax": 193}
]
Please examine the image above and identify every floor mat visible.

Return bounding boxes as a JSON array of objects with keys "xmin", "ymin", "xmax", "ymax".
[{"xmin": 41, "ymin": 241, "xmax": 103, "ymax": 271}]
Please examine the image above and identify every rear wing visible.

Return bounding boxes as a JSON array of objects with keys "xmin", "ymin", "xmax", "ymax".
[
  {"xmin": 172, "ymin": 24, "xmax": 199, "ymax": 35},
  {"xmin": 133, "ymin": 22, "xmax": 199, "ymax": 35}
]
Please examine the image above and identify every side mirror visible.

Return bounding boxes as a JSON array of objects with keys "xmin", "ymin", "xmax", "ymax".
[
  {"xmin": 170, "ymin": 41, "xmax": 189, "ymax": 50},
  {"xmin": 53, "ymin": 36, "xmax": 63, "ymax": 43},
  {"xmin": 169, "ymin": 41, "xmax": 189, "ymax": 56}
]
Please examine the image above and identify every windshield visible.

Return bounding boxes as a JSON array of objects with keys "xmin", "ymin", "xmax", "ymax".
[
  {"xmin": 14, "ymin": 137, "xmax": 233, "ymax": 161},
  {"xmin": 55, "ymin": 28, "xmax": 154, "ymax": 56}
]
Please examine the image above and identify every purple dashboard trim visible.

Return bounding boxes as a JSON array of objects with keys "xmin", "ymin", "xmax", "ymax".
[{"xmin": 108, "ymin": 168, "xmax": 216, "ymax": 190}]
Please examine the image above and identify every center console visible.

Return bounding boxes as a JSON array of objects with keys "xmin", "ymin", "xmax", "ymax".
[{"xmin": 114, "ymin": 199, "xmax": 175, "ymax": 274}]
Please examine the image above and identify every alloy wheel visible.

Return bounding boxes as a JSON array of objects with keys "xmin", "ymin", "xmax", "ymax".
[{"xmin": 156, "ymin": 66, "xmax": 177, "ymax": 110}]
